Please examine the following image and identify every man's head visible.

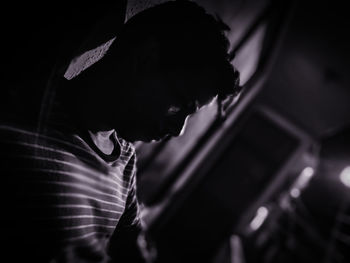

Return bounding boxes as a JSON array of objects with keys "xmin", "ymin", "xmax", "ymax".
[{"xmin": 69, "ymin": 0, "xmax": 240, "ymax": 142}]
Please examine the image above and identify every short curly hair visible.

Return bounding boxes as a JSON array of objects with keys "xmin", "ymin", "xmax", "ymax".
[{"xmin": 106, "ymin": 0, "xmax": 240, "ymax": 101}]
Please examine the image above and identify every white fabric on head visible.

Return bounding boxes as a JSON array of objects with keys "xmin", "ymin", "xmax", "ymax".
[{"xmin": 64, "ymin": 0, "xmax": 168, "ymax": 80}]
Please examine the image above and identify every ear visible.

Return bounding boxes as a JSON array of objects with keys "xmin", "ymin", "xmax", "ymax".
[{"xmin": 133, "ymin": 37, "xmax": 161, "ymax": 74}]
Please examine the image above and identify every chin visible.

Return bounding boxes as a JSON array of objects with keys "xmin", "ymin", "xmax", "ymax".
[
  {"xmin": 127, "ymin": 135, "xmax": 156, "ymax": 143},
  {"xmin": 140, "ymin": 134, "xmax": 168, "ymax": 143},
  {"xmin": 143, "ymin": 137, "xmax": 162, "ymax": 143},
  {"xmin": 119, "ymin": 128, "xmax": 167, "ymax": 143}
]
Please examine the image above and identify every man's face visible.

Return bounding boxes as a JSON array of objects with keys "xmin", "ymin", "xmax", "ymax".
[{"xmin": 115, "ymin": 67, "xmax": 215, "ymax": 142}]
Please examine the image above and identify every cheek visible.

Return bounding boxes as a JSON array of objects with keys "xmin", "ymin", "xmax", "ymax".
[
  {"xmin": 162, "ymin": 113, "xmax": 189, "ymax": 136},
  {"xmin": 132, "ymin": 106, "xmax": 164, "ymax": 132}
]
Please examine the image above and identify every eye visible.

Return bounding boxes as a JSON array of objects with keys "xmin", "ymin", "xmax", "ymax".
[{"xmin": 166, "ymin": 105, "xmax": 182, "ymax": 116}]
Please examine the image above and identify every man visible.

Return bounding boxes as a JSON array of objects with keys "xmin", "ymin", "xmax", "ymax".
[{"xmin": 0, "ymin": 1, "xmax": 240, "ymax": 262}]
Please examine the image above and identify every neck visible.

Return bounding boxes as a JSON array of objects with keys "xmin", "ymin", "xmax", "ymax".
[{"xmin": 88, "ymin": 129, "xmax": 116, "ymax": 155}]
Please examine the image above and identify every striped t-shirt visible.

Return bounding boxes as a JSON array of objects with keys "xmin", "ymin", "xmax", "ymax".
[{"xmin": 0, "ymin": 122, "xmax": 141, "ymax": 262}]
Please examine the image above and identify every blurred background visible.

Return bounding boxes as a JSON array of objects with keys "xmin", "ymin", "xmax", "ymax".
[{"xmin": 2, "ymin": 0, "xmax": 350, "ymax": 262}]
